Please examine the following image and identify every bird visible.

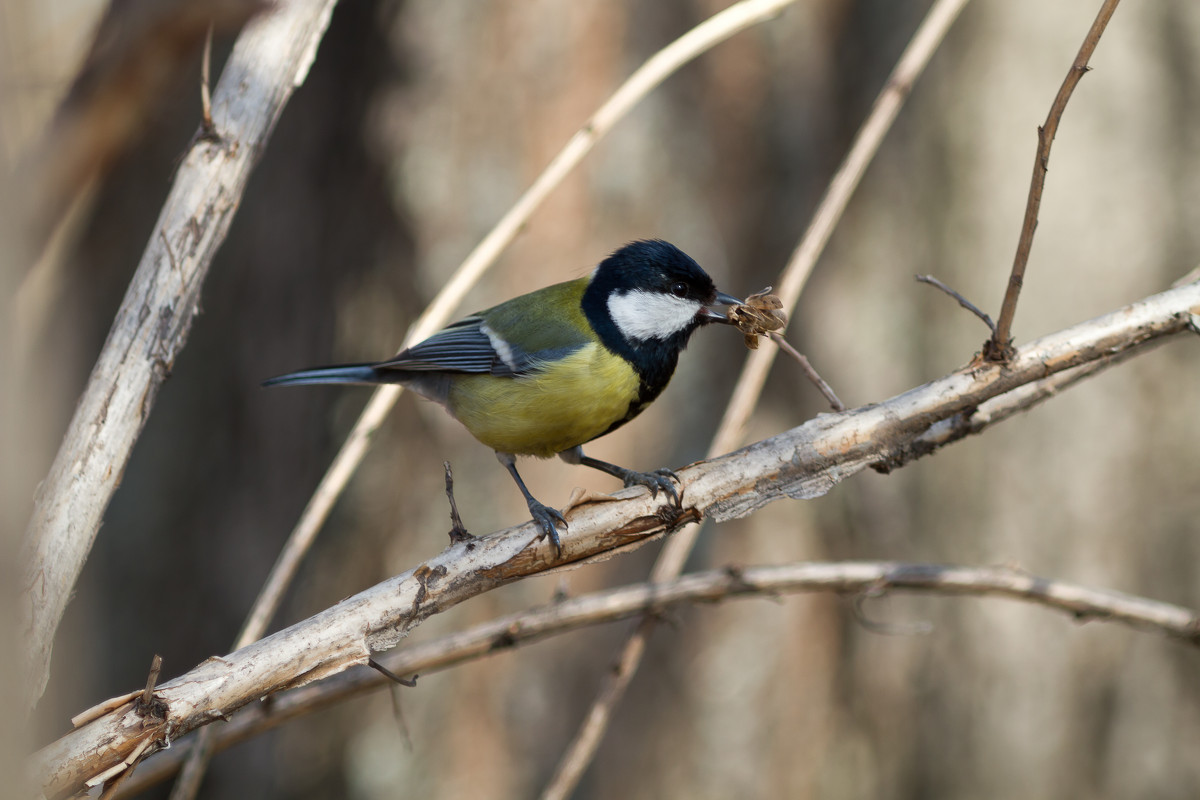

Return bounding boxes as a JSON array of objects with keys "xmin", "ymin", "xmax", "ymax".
[{"xmin": 265, "ymin": 239, "xmax": 741, "ymax": 554}]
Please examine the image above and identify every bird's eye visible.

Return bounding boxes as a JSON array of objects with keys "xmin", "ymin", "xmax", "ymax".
[{"xmin": 670, "ymin": 282, "xmax": 688, "ymax": 298}]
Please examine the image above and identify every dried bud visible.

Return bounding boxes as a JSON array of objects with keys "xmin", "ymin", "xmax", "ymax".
[{"xmin": 725, "ymin": 287, "xmax": 787, "ymax": 349}]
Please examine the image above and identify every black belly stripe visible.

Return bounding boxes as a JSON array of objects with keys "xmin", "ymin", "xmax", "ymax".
[{"xmin": 595, "ymin": 378, "xmax": 666, "ymax": 439}]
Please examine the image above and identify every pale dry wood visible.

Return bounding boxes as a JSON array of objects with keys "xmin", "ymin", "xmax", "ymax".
[
  {"xmin": 70, "ymin": 691, "xmax": 139, "ymax": 729},
  {"xmin": 32, "ymin": 280, "xmax": 1200, "ymax": 799},
  {"xmin": 19, "ymin": 0, "xmax": 339, "ymax": 712},
  {"xmin": 116, "ymin": 554, "xmax": 1200, "ymax": 796}
]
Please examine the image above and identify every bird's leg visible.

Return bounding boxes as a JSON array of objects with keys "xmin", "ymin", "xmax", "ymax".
[
  {"xmin": 559, "ymin": 446, "xmax": 680, "ymax": 507},
  {"xmin": 496, "ymin": 452, "xmax": 566, "ymax": 556}
]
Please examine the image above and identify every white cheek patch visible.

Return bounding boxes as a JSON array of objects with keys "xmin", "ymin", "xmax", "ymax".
[
  {"xmin": 480, "ymin": 321, "xmax": 519, "ymax": 370},
  {"xmin": 607, "ymin": 290, "xmax": 702, "ymax": 342}
]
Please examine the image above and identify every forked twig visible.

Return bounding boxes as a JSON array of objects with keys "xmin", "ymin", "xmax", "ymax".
[{"xmin": 985, "ymin": 0, "xmax": 1123, "ymax": 360}]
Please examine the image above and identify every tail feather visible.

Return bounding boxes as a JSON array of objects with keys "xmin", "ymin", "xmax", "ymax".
[{"xmin": 262, "ymin": 364, "xmax": 391, "ymax": 388}]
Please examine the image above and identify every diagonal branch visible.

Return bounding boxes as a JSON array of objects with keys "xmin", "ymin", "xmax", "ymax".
[
  {"xmin": 19, "ymin": 0, "xmax": 340, "ymax": 713},
  {"xmin": 32, "ymin": 279, "xmax": 1200, "ymax": 799},
  {"xmin": 541, "ymin": 0, "xmax": 974, "ymax": 795},
  {"xmin": 114, "ymin": 556, "xmax": 1200, "ymax": 796},
  {"xmin": 986, "ymin": 0, "xmax": 1123, "ymax": 359}
]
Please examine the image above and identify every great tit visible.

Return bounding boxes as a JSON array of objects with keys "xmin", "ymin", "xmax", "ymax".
[{"xmin": 265, "ymin": 239, "xmax": 741, "ymax": 553}]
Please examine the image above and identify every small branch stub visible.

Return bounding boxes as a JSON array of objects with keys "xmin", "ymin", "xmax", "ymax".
[
  {"xmin": 444, "ymin": 461, "xmax": 474, "ymax": 545},
  {"xmin": 135, "ymin": 655, "xmax": 168, "ymax": 721}
]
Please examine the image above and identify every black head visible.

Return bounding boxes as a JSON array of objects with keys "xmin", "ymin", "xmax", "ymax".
[{"xmin": 582, "ymin": 240, "xmax": 738, "ymax": 393}]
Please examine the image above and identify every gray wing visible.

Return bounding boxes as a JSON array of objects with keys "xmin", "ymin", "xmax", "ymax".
[
  {"xmin": 374, "ymin": 315, "xmax": 579, "ymax": 377},
  {"xmin": 377, "ymin": 316, "xmax": 498, "ymax": 373}
]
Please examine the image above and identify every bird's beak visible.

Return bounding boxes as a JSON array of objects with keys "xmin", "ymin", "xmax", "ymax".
[{"xmin": 700, "ymin": 290, "xmax": 744, "ymax": 324}]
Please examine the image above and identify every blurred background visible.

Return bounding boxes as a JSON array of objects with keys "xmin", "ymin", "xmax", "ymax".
[{"xmin": 5, "ymin": 0, "xmax": 1200, "ymax": 797}]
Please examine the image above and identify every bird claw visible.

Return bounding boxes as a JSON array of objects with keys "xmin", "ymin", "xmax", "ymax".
[
  {"xmin": 622, "ymin": 468, "xmax": 681, "ymax": 506},
  {"xmin": 528, "ymin": 500, "xmax": 567, "ymax": 556}
]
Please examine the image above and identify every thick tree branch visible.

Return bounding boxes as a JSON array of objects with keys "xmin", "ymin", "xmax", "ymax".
[
  {"xmin": 19, "ymin": 0, "xmax": 339, "ymax": 713},
  {"xmin": 31, "ymin": 280, "xmax": 1200, "ymax": 798},
  {"xmin": 115, "ymin": 558, "xmax": 1200, "ymax": 796}
]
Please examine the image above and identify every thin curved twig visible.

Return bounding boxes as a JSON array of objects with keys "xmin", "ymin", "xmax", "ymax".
[
  {"xmin": 916, "ymin": 273, "xmax": 996, "ymax": 334},
  {"xmin": 540, "ymin": 1, "xmax": 973, "ymax": 796},
  {"xmin": 115, "ymin": 557, "xmax": 1200, "ymax": 795},
  {"xmin": 768, "ymin": 332, "xmax": 845, "ymax": 411}
]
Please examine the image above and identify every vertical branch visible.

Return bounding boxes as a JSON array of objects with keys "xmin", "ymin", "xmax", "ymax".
[
  {"xmin": 19, "ymin": 0, "xmax": 338, "ymax": 713},
  {"xmin": 985, "ymin": 0, "xmax": 1122, "ymax": 360}
]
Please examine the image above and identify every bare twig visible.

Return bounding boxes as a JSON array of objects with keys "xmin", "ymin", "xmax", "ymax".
[
  {"xmin": 768, "ymin": 332, "xmax": 845, "ymax": 411},
  {"xmin": 916, "ymin": 273, "xmax": 996, "ymax": 334},
  {"xmin": 986, "ymin": 0, "xmax": 1123, "ymax": 360},
  {"xmin": 136, "ymin": 655, "xmax": 163, "ymax": 713},
  {"xmin": 541, "ymin": 1, "xmax": 973, "ymax": 795},
  {"xmin": 198, "ymin": 22, "xmax": 216, "ymax": 139},
  {"xmin": 366, "ymin": 657, "xmax": 417, "ymax": 688},
  {"xmin": 20, "ymin": 0, "xmax": 339, "ymax": 715},
  {"xmin": 115, "ymin": 556, "xmax": 1200, "ymax": 795}
]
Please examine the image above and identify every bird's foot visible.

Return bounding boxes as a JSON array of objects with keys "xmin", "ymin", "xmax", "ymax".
[
  {"xmin": 528, "ymin": 500, "xmax": 567, "ymax": 556},
  {"xmin": 621, "ymin": 468, "xmax": 681, "ymax": 506}
]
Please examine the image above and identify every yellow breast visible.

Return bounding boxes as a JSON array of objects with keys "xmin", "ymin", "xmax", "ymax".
[{"xmin": 445, "ymin": 343, "xmax": 641, "ymax": 457}]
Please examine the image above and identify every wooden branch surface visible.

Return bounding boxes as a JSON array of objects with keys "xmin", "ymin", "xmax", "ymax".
[
  {"xmin": 32, "ymin": 279, "xmax": 1200, "ymax": 798},
  {"xmin": 115, "ymin": 558, "xmax": 1200, "ymax": 796},
  {"xmin": 19, "ymin": 0, "xmax": 339, "ymax": 711}
]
